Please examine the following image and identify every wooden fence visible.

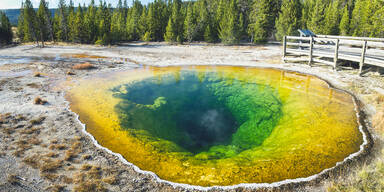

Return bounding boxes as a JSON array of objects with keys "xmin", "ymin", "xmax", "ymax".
[{"xmin": 282, "ymin": 35, "xmax": 384, "ymax": 75}]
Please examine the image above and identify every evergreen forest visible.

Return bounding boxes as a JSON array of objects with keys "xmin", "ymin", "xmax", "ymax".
[{"xmin": 3, "ymin": 0, "xmax": 384, "ymax": 46}]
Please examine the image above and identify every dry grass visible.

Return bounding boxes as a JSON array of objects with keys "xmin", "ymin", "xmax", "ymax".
[
  {"xmin": 3, "ymin": 127, "xmax": 15, "ymax": 135},
  {"xmin": 23, "ymin": 155, "xmax": 40, "ymax": 169},
  {"xmin": 64, "ymin": 140, "xmax": 82, "ymax": 161},
  {"xmin": 7, "ymin": 174, "xmax": 19, "ymax": 185},
  {"xmin": 34, "ymin": 72, "xmax": 42, "ymax": 77},
  {"xmin": 45, "ymin": 152, "xmax": 59, "ymax": 158},
  {"xmin": 61, "ymin": 175, "xmax": 73, "ymax": 184},
  {"xmin": 102, "ymin": 175, "xmax": 118, "ymax": 185},
  {"xmin": 66, "ymin": 71, "xmax": 76, "ymax": 75},
  {"xmin": 82, "ymin": 154, "xmax": 92, "ymax": 160},
  {"xmin": 74, "ymin": 167, "xmax": 106, "ymax": 192},
  {"xmin": 41, "ymin": 172, "xmax": 59, "ymax": 181},
  {"xmin": 29, "ymin": 138, "xmax": 42, "ymax": 145},
  {"xmin": 46, "ymin": 184, "xmax": 65, "ymax": 192},
  {"xmin": 0, "ymin": 113, "xmax": 11, "ymax": 124},
  {"xmin": 328, "ymin": 155, "xmax": 384, "ymax": 192},
  {"xmin": 373, "ymin": 109, "xmax": 384, "ymax": 133},
  {"xmin": 30, "ymin": 116, "xmax": 45, "ymax": 125},
  {"xmin": 376, "ymin": 94, "xmax": 384, "ymax": 104},
  {"xmin": 81, "ymin": 164, "xmax": 93, "ymax": 171},
  {"xmin": 72, "ymin": 63, "xmax": 96, "ymax": 70},
  {"xmin": 26, "ymin": 83, "xmax": 41, "ymax": 89},
  {"xmin": 66, "ymin": 165, "xmax": 76, "ymax": 171},
  {"xmin": 33, "ymin": 97, "xmax": 47, "ymax": 105},
  {"xmin": 49, "ymin": 144, "xmax": 67, "ymax": 150},
  {"xmin": 13, "ymin": 139, "xmax": 31, "ymax": 157},
  {"xmin": 19, "ymin": 127, "xmax": 41, "ymax": 135},
  {"xmin": 39, "ymin": 158, "xmax": 63, "ymax": 173},
  {"xmin": 73, "ymin": 180, "xmax": 106, "ymax": 192}
]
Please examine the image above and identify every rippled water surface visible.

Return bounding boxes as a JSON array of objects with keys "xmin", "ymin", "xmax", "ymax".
[{"xmin": 67, "ymin": 66, "xmax": 363, "ymax": 186}]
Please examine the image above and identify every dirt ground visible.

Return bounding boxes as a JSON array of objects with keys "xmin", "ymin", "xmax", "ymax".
[{"xmin": 0, "ymin": 42, "xmax": 383, "ymax": 192}]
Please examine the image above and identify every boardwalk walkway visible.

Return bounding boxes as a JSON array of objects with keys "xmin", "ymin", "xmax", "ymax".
[{"xmin": 283, "ymin": 35, "xmax": 384, "ymax": 75}]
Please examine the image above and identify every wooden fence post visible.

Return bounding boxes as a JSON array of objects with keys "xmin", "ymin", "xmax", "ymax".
[
  {"xmin": 308, "ymin": 36, "xmax": 314, "ymax": 66},
  {"xmin": 334, "ymin": 39, "xmax": 339, "ymax": 70},
  {"xmin": 283, "ymin": 36, "xmax": 287, "ymax": 59},
  {"xmin": 359, "ymin": 40, "xmax": 367, "ymax": 76}
]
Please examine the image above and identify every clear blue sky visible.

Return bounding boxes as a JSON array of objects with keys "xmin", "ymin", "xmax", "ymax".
[{"xmin": 0, "ymin": 0, "xmax": 154, "ymax": 9}]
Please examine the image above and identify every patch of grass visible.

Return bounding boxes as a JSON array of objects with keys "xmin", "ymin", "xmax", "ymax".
[
  {"xmin": 45, "ymin": 152, "xmax": 58, "ymax": 158},
  {"xmin": 81, "ymin": 164, "xmax": 93, "ymax": 171},
  {"xmin": 29, "ymin": 138, "xmax": 42, "ymax": 145},
  {"xmin": 72, "ymin": 63, "xmax": 96, "ymax": 70},
  {"xmin": 66, "ymin": 71, "xmax": 76, "ymax": 75},
  {"xmin": 41, "ymin": 172, "xmax": 59, "ymax": 181},
  {"xmin": 33, "ymin": 97, "xmax": 47, "ymax": 105},
  {"xmin": 61, "ymin": 175, "xmax": 73, "ymax": 184},
  {"xmin": 328, "ymin": 150, "xmax": 384, "ymax": 192},
  {"xmin": 102, "ymin": 175, "xmax": 118, "ymax": 185},
  {"xmin": 23, "ymin": 155, "xmax": 40, "ymax": 169},
  {"xmin": 49, "ymin": 144, "xmax": 67, "ymax": 150},
  {"xmin": 30, "ymin": 116, "xmax": 46, "ymax": 125},
  {"xmin": 34, "ymin": 72, "xmax": 42, "ymax": 77},
  {"xmin": 74, "ymin": 180, "xmax": 106, "ymax": 192},
  {"xmin": 82, "ymin": 154, "xmax": 92, "ymax": 160},
  {"xmin": 46, "ymin": 184, "xmax": 65, "ymax": 192},
  {"xmin": 13, "ymin": 139, "xmax": 31, "ymax": 157},
  {"xmin": 64, "ymin": 140, "xmax": 82, "ymax": 161},
  {"xmin": 373, "ymin": 107, "xmax": 384, "ymax": 134},
  {"xmin": 0, "ymin": 113, "xmax": 11, "ymax": 124},
  {"xmin": 20, "ymin": 127, "xmax": 41, "ymax": 135},
  {"xmin": 7, "ymin": 174, "xmax": 19, "ymax": 185},
  {"xmin": 27, "ymin": 83, "xmax": 41, "ymax": 89},
  {"xmin": 39, "ymin": 158, "xmax": 63, "ymax": 173},
  {"xmin": 376, "ymin": 95, "xmax": 384, "ymax": 104},
  {"xmin": 66, "ymin": 165, "xmax": 76, "ymax": 171},
  {"xmin": 3, "ymin": 127, "xmax": 15, "ymax": 135}
]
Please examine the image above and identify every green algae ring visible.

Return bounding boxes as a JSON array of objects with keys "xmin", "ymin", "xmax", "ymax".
[{"xmin": 67, "ymin": 66, "xmax": 368, "ymax": 188}]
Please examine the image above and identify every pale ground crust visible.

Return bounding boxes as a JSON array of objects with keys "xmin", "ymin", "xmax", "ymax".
[{"xmin": 0, "ymin": 42, "xmax": 382, "ymax": 192}]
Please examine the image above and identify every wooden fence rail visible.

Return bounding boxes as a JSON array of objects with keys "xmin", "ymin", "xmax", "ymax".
[{"xmin": 282, "ymin": 35, "xmax": 384, "ymax": 75}]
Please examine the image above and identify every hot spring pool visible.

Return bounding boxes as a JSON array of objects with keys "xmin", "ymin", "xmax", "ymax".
[{"xmin": 66, "ymin": 66, "xmax": 364, "ymax": 187}]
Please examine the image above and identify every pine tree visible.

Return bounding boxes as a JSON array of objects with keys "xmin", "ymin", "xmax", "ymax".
[
  {"xmin": 249, "ymin": 0, "xmax": 280, "ymax": 43},
  {"xmin": 339, "ymin": 5, "xmax": 350, "ymax": 36},
  {"xmin": 73, "ymin": 4, "xmax": 86, "ymax": 43},
  {"xmin": 0, "ymin": 11, "xmax": 13, "ymax": 44},
  {"xmin": 68, "ymin": 0, "xmax": 76, "ymax": 42},
  {"xmin": 193, "ymin": 0, "xmax": 209, "ymax": 41},
  {"xmin": 301, "ymin": 0, "xmax": 314, "ymax": 29},
  {"xmin": 323, "ymin": 0, "xmax": 341, "ymax": 35},
  {"xmin": 307, "ymin": 0, "xmax": 327, "ymax": 34},
  {"xmin": 84, "ymin": 0, "xmax": 97, "ymax": 43},
  {"xmin": 164, "ymin": 0, "xmax": 184, "ymax": 43},
  {"xmin": 126, "ymin": 0, "xmax": 143, "ymax": 41},
  {"xmin": 219, "ymin": 0, "xmax": 240, "ymax": 44},
  {"xmin": 204, "ymin": 22, "xmax": 216, "ymax": 43},
  {"xmin": 371, "ymin": 3, "xmax": 384, "ymax": 37},
  {"xmin": 23, "ymin": 0, "xmax": 39, "ymax": 44},
  {"xmin": 56, "ymin": 0, "xmax": 69, "ymax": 41},
  {"xmin": 37, "ymin": 0, "xmax": 51, "ymax": 47},
  {"xmin": 17, "ymin": 2, "xmax": 25, "ymax": 42},
  {"xmin": 275, "ymin": 0, "xmax": 302, "ymax": 41},
  {"xmin": 184, "ymin": 3, "xmax": 197, "ymax": 42}
]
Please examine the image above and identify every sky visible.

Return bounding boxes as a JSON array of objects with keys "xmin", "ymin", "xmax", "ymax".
[{"xmin": 0, "ymin": 0, "xmax": 153, "ymax": 9}]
